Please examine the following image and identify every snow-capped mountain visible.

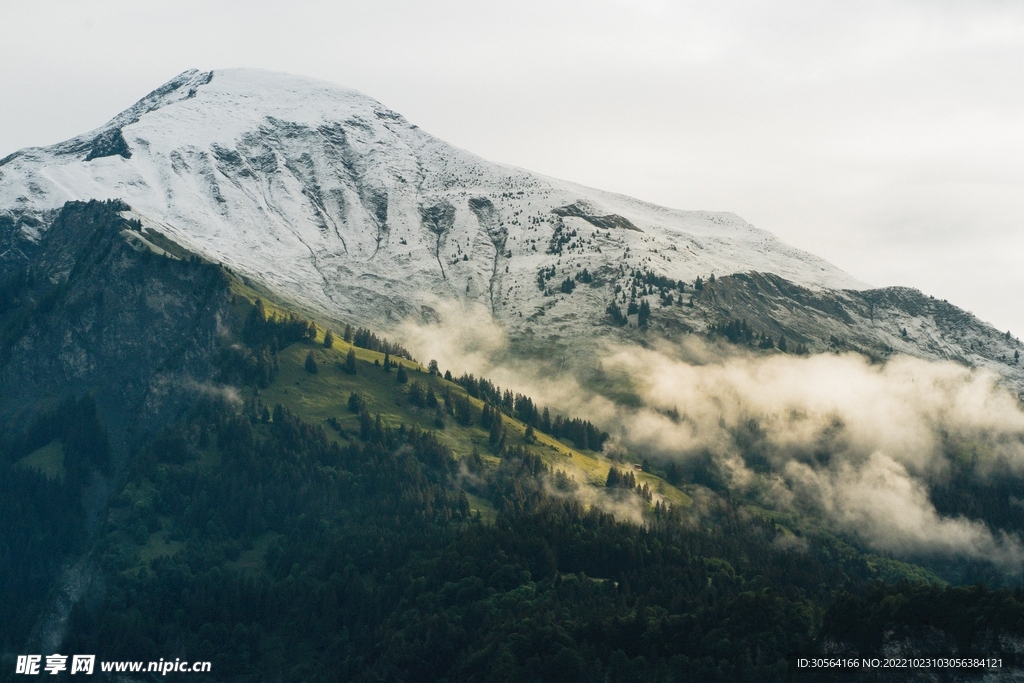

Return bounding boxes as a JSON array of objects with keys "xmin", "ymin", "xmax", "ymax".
[
  {"xmin": 1, "ymin": 68, "xmax": 1021, "ymax": 386},
  {"xmin": 0, "ymin": 70, "xmax": 858, "ymax": 312}
]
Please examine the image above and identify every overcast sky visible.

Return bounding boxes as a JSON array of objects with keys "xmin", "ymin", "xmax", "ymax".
[{"xmin": 2, "ymin": 0, "xmax": 1022, "ymax": 335}]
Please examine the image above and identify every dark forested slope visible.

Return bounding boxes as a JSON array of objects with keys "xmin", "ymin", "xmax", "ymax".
[{"xmin": 2, "ymin": 202, "xmax": 1024, "ymax": 682}]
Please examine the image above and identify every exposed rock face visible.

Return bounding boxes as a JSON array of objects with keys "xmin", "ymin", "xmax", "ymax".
[
  {"xmin": 667, "ymin": 272, "xmax": 1024, "ymax": 390},
  {"xmin": 0, "ymin": 200, "xmax": 232, "ymax": 457}
]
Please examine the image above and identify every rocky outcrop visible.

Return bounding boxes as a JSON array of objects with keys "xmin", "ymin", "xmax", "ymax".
[{"xmin": 643, "ymin": 271, "xmax": 1024, "ymax": 391}]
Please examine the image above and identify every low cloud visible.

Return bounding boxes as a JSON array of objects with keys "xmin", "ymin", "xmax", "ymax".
[
  {"xmin": 397, "ymin": 302, "xmax": 1024, "ymax": 571},
  {"xmin": 181, "ymin": 378, "xmax": 242, "ymax": 407},
  {"xmin": 785, "ymin": 451, "xmax": 1024, "ymax": 571},
  {"xmin": 543, "ymin": 460, "xmax": 650, "ymax": 527}
]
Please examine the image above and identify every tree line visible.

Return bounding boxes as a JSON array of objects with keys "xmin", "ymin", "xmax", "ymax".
[{"xmin": 452, "ymin": 372, "xmax": 608, "ymax": 451}]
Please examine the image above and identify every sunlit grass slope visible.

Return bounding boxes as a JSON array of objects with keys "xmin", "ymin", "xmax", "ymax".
[{"xmin": 229, "ymin": 284, "xmax": 693, "ymax": 510}]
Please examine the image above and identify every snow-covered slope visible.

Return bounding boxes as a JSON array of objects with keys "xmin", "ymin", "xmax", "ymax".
[
  {"xmin": 0, "ymin": 69, "xmax": 862, "ymax": 328},
  {"xmin": 2, "ymin": 68, "xmax": 1021, "ymax": 388}
]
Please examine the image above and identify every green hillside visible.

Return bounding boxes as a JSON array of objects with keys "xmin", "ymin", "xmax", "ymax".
[
  {"xmin": 219, "ymin": 278, "xmax": 692, "ymax": 507},
  {"xmin": 3, "ymin": 264, "xmax": 1024, "ymax": 682}
]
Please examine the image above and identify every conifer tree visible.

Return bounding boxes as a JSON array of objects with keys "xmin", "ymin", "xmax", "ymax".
[
  {"xmin": 304, "ymin": 350, "xmax": 318, "ymax": 374},
  {"xmin": 638, "ymin": 300, "xmax": 651, "ymax": 327},
  {"xmin": 323, "ymin": 329, "xmax": 334, "ymax": 348},
  {"xmin": 383, "ymin": 353, "xmax": 391, "ymax": 372},
  {"xmin": 359, "ymin": 409, "xmax": 372, "ymax": 440},
  {"xmin": 344, "ymin": 348, "xmax": 357, "ymax": 375},
  {"xmin": 343, "ymin": 324, "xmax": 353, "ymax": 343},
  {"xmin": 606, "ymin": 467, "xmax": 622, "ymax": 488},
  {"xmin": 408, "ymin": 381, "xmax": 424, "ymax": 406},
  {"xmin": 666, "ymin": 462, "xmax": 682, "ymax": 485},
  {"xmin": 606, "ymin": 301, "xmax": 625, "ymax": 325},
  {"xmin": 489, "ymin": 413, "xmax": 505, "ymax": 448},
  {"xmin": 396, "ymin": 364, "xmax": 408, "ymax": 384}
]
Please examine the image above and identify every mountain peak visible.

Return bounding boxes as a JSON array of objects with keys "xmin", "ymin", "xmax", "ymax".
[
  {"xmin": 113, "ymin": 68, "xmax": 215, "ymax": 126},
  {"xmin": 1, "ymin": 68, "xmax": 1021, "ymax": 386},
  {"xmin": 2, "ymin": 68, "xmax": 873, "ymax": 354}
]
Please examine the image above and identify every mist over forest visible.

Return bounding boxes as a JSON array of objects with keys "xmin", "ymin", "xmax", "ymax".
[{"xmin": 401, "ymin": 302, "xmax": 1024, "ymax": 577}]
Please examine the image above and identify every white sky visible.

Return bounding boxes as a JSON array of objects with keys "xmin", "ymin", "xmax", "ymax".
[{"xmin": 2, "ymin": 0, "xmax": 1022, "ymax": 335}]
